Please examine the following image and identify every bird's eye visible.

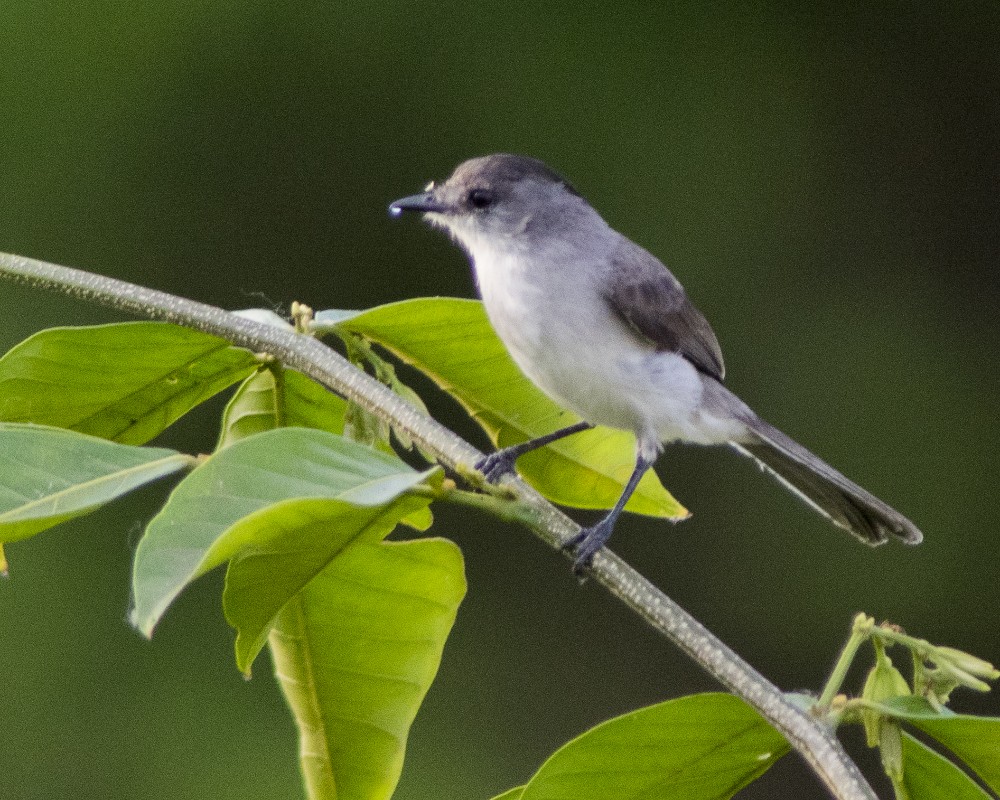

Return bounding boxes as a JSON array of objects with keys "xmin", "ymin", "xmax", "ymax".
[{"xmin": 468, "ymin": 189, "xmax": 495, "ymax": 209}]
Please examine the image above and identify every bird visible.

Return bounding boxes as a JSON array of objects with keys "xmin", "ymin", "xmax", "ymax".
[{"xmin": 389, "ymin": 153, "xmax": 922, "ymax": 570}]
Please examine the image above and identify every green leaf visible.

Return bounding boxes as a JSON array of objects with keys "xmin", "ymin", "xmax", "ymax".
[
  {"xmin": 216, "ymin": 366, "xmax": 349, "ymax": 448},
  {"xmin": 267, "ymin": 537, "xmax": 464, "ymax": 800},
  {"xmin": 222, "ymin": 493, "xmax": 432, "ymax": 673},
  {"xmin": 517, "ymin": 693, "xmax": 789, "ymax": 800},
  {"xmin": 313, "ymin": 309, "xmax": 363, "ymax": 328},
  {"xmin": 491, "ymin": 789, "xmax": 526, "ymax": 800},
  {"xmin": 0, "ymin": 322, "xmax": 258, "ymax": 444},
  {"xmin": 900, "ymin": 733, "xmax": 992, "ymax": 799},
  {"xmin": 333, "ymin": 298, "xmax": 686, "ymax": 519},
  {"xmin": 130, "ymin": 427, "xmax": 440, "ymax": 636},
  {"xmin": 873, "ymin": 696, "xmax": 1000, "ymax": 793},
  {"xmin": 0, "ymin": 423, "xmax": 192, "ymax": 543},
  {"xmin": 232, "ymin": 308, "xmax": 294, "ymax": 329},
  {"xmin": 876, "ymin": 696, "xmax": 956, "ymax": 718},
  {"xmin": 216, "ymin": 367, "xmax": 430, "ymax": 531},
  {"xmin": 904, "ymin": 716, "xmax": 1000, "ymax": 793}
]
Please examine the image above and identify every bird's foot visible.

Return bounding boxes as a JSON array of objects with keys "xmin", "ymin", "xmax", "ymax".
[
  {"xmin": 475, "ymin": 449, "xmax": 520, "ymax": 483},
  {"xmin": 562, "ymin": 519, "xmax": 616, "ymax": 576}
]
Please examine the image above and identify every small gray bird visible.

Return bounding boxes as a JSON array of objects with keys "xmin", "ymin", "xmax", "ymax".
[{"xmin": 390, "ymin": 154, "xmax": 922, "ymax": 569}]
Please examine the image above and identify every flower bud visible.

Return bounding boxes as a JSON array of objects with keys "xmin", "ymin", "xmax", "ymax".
[
  {"xmin": 862, "ymin": 648, "xmax": 911, "ymax": 747},
  {"xmin": 935, "ymin": 647, "xmax": 1000, "ymax": 682}
]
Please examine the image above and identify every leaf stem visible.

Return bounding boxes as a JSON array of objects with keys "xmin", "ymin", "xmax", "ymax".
[
  {"xmin": 1, "ymin": 251, "xmax": 879, "ymax": 800},
  {"xmin": 818, "ymin": 613, "xmax": 875, "ymax": 709},
  {"xmin": 419, "ymin": 483, "xmax": 543, "ymax": 528}
]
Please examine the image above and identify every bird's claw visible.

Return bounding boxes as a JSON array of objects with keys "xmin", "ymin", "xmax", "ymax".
[
  {"xmin": 475, "ymin": 450, "xmax": 519, "ymax": 483},
  {"xmin": 562, "ymin": 520, "xmax": 614, "ymax": 576}
]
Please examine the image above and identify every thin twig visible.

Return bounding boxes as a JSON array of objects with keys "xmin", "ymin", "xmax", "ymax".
[{"xmin": 0, "ymin": 252, "xmax": 877, "ymax": 800}]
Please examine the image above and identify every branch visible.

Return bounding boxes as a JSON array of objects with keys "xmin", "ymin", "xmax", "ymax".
[{"xmin": 0, "ymin": 252, "xmax": 877, "ymax": 800}]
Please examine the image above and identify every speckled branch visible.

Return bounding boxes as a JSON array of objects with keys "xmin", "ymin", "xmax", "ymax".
[{"xmin": 0, "ymin": 252, "xmax": 876, "ymax": 800}]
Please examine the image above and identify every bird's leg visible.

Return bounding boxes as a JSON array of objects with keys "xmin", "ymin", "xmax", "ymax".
[
  {"xmin": 476, "ymin": 421, "xmax": 594, "ymax": 482},
  {"xmin": 564, "ymin": 451, "xmax": 654, "ymax": 573}
]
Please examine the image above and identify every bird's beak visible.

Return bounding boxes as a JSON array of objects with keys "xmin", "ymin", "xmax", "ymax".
[{"xmin": 388, "ymin": 191, "xmax": 448, "ymax": 218}]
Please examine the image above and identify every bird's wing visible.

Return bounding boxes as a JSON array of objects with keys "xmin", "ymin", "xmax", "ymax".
[{"xmin": 603, "ymin": 239, "xmax": 725, "ymax": 380}]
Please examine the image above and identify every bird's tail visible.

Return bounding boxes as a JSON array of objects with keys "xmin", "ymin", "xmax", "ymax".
[{"xmin": 731, "ymin": 416, "xmax": 922, "ymax": 546}]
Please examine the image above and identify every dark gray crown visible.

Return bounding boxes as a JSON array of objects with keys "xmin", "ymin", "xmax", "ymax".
[{"xmin": 451, "ymin": 154, "xmax": 580, "ymax": 196}]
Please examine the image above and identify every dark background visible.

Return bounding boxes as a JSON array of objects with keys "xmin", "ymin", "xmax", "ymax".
[{"xmin": 2, "ymin": 3, "xmax": 998, "ymax": 798}]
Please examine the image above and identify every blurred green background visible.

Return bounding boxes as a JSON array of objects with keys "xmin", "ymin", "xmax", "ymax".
[{"xmin": 2, "ymin": 3, "xmax": 998, "ymax": 798}]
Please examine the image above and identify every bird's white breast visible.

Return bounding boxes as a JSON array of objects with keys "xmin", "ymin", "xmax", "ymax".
[{"xmin": 467, "ymin": 233, "xmax": 742, "ymax": 448}]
